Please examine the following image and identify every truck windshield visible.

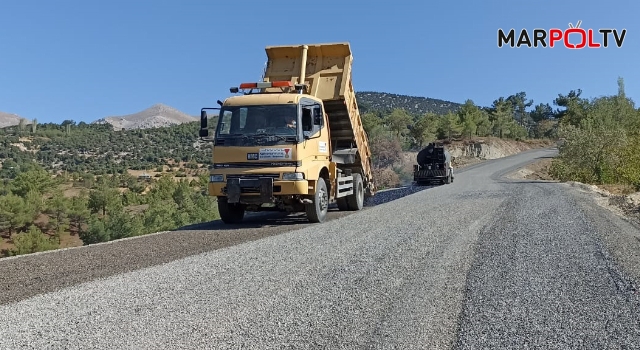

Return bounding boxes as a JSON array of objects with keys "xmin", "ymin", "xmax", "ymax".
[{"xmin": 215, "ymin": 104, "xmax": 299, "ymax": 138}]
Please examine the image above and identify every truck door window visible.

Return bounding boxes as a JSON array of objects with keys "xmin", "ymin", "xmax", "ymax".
[
  {"xmin": 301, "ymin": 107, "xmax": 312, "ymax": 132},
  {"xmin": 302, "ymin": 103, "xmax": 324, "ymax": 138},
  {"xmin": 218, "ymin": 110, "xmax": 232, "ymax": 134}
]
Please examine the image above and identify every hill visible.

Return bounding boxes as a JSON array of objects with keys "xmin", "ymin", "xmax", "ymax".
[
  {"xmin": 92, "ymin": 103, "xmax": 198, "ymax": 130},
  {"xmin": 0, "ymin": 111, "xmax": 31, "ymax": 128},
  {"xmin": 355, "ymin": 91, "xmax": 462, "ymax": 115}
]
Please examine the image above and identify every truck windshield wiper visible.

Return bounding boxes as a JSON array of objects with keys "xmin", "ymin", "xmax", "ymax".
[
  {"xmin": 223, "ymin": 133, "xmax": 250, "ymax": 139},
  {"xmin": 253, "ymin": 133, "xmax": 288, "ymax": 141}
]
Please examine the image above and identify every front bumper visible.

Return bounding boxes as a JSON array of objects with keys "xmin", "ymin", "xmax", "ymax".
[{"xmin": 209, "ymin": 176, "xmax": 309, "ymax": 202}]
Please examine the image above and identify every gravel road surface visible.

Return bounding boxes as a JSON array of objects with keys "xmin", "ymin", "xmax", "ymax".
[{"xmin": 2, "ymin": 147, "xmax": 640, "ymax": 349}]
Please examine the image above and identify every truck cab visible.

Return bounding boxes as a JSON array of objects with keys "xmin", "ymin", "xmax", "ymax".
[{"xmin": 200, "ymin": 43, "xmax": 375, "ymax": 224}]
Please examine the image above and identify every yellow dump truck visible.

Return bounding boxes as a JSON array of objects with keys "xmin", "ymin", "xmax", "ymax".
[{"xmin": 199, "ymin": 42, "xmax": 375, "ymax": 224}]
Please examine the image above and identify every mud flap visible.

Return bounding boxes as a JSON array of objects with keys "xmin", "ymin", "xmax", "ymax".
[
  {"xmin": 259, "ymin": 178, "xmax": 273, "ymax": 201},
  {"xmin": 227, "ymin": 178, "xmax": 241, "ymax": 203}
]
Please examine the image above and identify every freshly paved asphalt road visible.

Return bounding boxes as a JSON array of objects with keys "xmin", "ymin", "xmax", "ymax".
[{"xmin": 2, "ymin": 147, "xmax": 640, "ymax": 349}]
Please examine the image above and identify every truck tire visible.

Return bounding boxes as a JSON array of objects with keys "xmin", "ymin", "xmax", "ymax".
[
  {"xmin": 345, "ymin": 173, "xmax": 364, "ymax": 211},
  {"xmin": 445, "ymin": 171, "xmax": 452, "ymax": 184},
  {"xmin": 306, "ymin": 177, "xmax": 329, "ymax": 223},
  {"xmin": 217, "ymin": 197, "xmax": 245, "ymax": 224}
]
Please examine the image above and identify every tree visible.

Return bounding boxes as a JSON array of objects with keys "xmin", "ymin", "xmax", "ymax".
[
  {"xmin": 88, "ymin": 184, "xmax": 122, "ymax": 216},
  {"xmin": 10, "ymin": 225, "xmax": 59, "ymax": 256},
  {"xmin": 0, "ymin": 194, "xmax": 33, "ymax": 235},
  {"xmin": 18, "ymin": 118, "xmax": 26, "ymax": 132},
  {"xmin": 617, "ymin": 76, "xmax": 626, "ymax": 99},
  {"xmin": 105, "ymin": 211, "xmax": 143, "ymax": 240},
  {"xmin": 10, "ymin": 166, "xmax": 54, "ymax": 197},
  {"xmin": 79, "ymin": 216, "xmax": 110, "ymax": 245},
  {"xmin": 45, "ymin": 192, "xmax": 70, "ymax": 232},
  {"xmin": 438, "ymin": 112, "xmax": 463, "ymax": 141},
  {"xmin": 68, "ymin": 195, "xmax": 91, "ymax": 233},
  {"xmin": 489, "ymin": 98, "xmax": 513, "ymax": 138},
  {"xmin": 457, "ymin": 100, "xmax": 486, "ymax": 139},
  {"xmin": 409, "ymin": 113, "xmax": 437, "ymax": 147},
  {"xmin": 530, "ymin": 103, "xmax": 555, "ymax": 123},
  {"xmin": 554, "ymin": 89, "xmax": 589, "ymax": 126},
  {"xmin": 506, "ymin": 92, "xmax": 534, "ymax": 127},
  {"xmin": 361, "ymin": 112, "xmax": 385, "ymax": 140},
  {"xmin": 386, "ymin": 109, "xmax": 413, "ymax": 139},
  {"xmin": 470, "ymin": 108, "xmax": 492, "ymax": 137}
]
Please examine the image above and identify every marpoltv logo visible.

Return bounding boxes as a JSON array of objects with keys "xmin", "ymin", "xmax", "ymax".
[{"xmin": 498, "ymin": 21, "xmax": 627, "ymax": 49}]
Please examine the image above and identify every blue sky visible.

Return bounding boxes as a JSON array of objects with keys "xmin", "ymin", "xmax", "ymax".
[{"xmin": 0, "ymin": 0, "xmax": 638, "ymax": 124}]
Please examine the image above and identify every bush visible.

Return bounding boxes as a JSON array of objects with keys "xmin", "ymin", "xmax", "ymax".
[
  {"xmin": 372, "ymin": 167, "xmax": 400, "ymax": 189},
  {"xmin": 10, "ymin": 225, "xmax": 59, "ymax": 256}
]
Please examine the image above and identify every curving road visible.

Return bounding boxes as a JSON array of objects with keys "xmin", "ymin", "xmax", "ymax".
[{"xmin": 2, "ymin": 147, "xmax": 640, "ymax": 349}]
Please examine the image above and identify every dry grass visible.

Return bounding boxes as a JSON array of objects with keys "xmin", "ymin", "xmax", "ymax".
[
  {"xmin": 507, "ymin": 158, "xmax": 557, "ymax": 181},
  {"xmin": 598, "ymin": 184, "xmax": 638, "ymax": 196}
]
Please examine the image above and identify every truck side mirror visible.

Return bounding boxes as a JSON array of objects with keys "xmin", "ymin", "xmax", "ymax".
[
  {"xmin": 200, "ymin": 110, "xmax": 208, "ymax": 129},
  {"xmin": 200, "ymin": 110, "xmax": 208, "ymax": 137}
]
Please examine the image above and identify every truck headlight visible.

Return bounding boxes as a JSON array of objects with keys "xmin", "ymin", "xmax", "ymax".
[
  {"xmin": 282, "ymin": 172, "xmax": 304, "ymax": 180},
  {"xmin": 209, "ymin": 174, "xmax": 224, "ymax": 182}
]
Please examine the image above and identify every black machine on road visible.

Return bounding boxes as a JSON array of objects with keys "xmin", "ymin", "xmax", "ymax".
[{"xmin": 413, "ymin": 143, "xmax": 454, "ymax": 185}]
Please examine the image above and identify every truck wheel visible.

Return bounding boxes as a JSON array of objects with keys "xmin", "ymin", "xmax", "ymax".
[
  {"xmin": 445, "ymin": 172, "xmax": 452, "ymax": 184},
  {"xmin": 346, "ymin": 173, "xmax": 364, "ymax": 211},
  {"xmin": 306, "ymin": 177, "xmax": 329, "ymax": 223},
  {"xmin": 217, "ymin": 197, "xmax": 245, "ymax": 224}
]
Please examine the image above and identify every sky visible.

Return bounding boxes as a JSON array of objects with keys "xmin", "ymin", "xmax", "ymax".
[{"xmin": 0, "ymin": 0, "xmax": 638, "ymax": 124}]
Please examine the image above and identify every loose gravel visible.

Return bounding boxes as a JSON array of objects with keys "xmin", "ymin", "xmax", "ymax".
[
  {"xmin": 364, "ymin": 184, "xmax": 433, "ymax": 207},
  {"xmin": 2, "ymin": 147, "xmax": 639, "ymax": 349},
  {"xmin": 454, "ymin": 181, "xmax": 640, "ymax": 349}
]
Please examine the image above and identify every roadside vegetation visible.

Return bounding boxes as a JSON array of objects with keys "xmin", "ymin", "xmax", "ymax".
[
  {"xmin": 549, "ymin": 78, "xmax": 640, "ymax": 192},
  {"xmin": 0, "ymin": 163, "xmax": 219, "ymax": 257},
  {"xmin": 362, "ymin": 92, "xmax": 558, "ymax": 188}
]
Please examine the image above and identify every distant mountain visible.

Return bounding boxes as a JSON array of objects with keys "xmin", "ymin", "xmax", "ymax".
[
  {"xmin": 355, "ymin": 91, "xmax": 462, "ymax": 116},
  {"xmin": 0, "ymin": 111, "xmax": 31, "ymax": 128},
  {"xmin": 92, "ymin": 103, "xmax": 198, "ymax": 130}
]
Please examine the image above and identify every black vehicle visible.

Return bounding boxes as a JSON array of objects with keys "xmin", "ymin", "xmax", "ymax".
[{"xmin": 413, "ymin": 143, "xmax": 454, "ymax": 185}]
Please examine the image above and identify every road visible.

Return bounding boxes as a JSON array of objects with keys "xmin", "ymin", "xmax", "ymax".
[{"xmin": 2, "ymin": 147, "xmax": 640, "ymax": 349}]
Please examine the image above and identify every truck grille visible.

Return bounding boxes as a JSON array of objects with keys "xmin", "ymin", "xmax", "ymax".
[{"xmin": 226, "ymin": 174, "xmax": 280, "ymax": 180}]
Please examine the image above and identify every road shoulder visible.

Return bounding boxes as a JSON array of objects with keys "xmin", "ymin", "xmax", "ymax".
[{"xmin": 508, "ymin": 158, "xmax": 640, "ymax": 286}]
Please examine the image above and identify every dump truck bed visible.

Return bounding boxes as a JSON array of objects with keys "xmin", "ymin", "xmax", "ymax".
[{"xmin": 262, "ymin": 42, "xmax": 373, "ymax": 189}]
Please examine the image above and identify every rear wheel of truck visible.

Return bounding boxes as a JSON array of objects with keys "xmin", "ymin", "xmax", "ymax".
[
  {"xmin": 217, "ymin": 197, "xmax": 245, "ymax": 224},
  {"xmin": 306, "ymin": 177, "xmax": 329, "ymax": 223},
  {"xmin": 445, "ymin": 172, "xmax": 452, "ymax": 184},
  {"xmin": 346, "ymin": 173, "xmax": 364, "ymax": 210}
]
